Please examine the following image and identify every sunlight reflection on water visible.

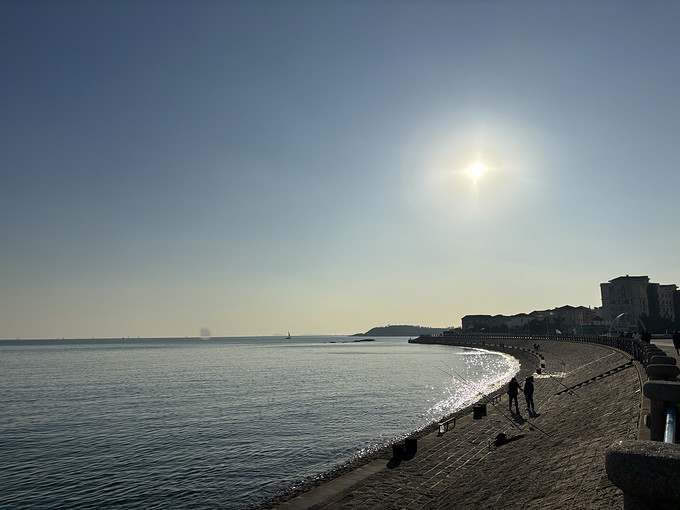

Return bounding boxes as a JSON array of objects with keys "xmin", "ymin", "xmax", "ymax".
[{"xmin": 0, "ymin": 337, "xmax": 518, "ymax": 509}]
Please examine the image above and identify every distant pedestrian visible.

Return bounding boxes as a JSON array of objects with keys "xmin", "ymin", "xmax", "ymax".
[
  {"xmin": 507, "ymin": 377, "xmax": 521, "ymax": 413},
  {"xmin": 524, "ymin": 376, "xmax": 535, "ymax": 414},
  {"xmin": 673, "ymin": 330, "xmax": 680, "ymax": 355}
]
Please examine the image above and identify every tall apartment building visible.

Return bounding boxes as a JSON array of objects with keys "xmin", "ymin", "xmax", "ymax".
[
  {"xmin": 600, "ymin": 275, "xmax": 678, "ymax": 324},
  {"xmin": 600, "ymin": 276, "xmax": 650, "ymax": 322},
  {"xmin": 650, "ymin": 284, "xmax": 677, "ymax": 320}
]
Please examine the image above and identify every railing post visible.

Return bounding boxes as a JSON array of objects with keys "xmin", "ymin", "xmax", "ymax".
[
  {"xmin": 644, "ymin": 381, "xmax": 680, "ymax": 442},
  {"xmin": 606, "ymin": 440, "xmax": 680, "ymax": 509}
]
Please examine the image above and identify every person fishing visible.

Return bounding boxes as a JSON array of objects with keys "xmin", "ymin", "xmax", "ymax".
[
  {"xmin": 507, "ymin": 376, "xmax": 521, "ymax": 413},
  {"xmin": 524, "ymin": 375, "xmax": 535, "ymax": 414}
]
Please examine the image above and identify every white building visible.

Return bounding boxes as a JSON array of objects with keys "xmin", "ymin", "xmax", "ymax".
[
  {"xmin": 600, "ymin": 276, "xmax": 650, "ymax": 323},
  {"xmin": 600, "ymin": 275, "xmax": 677, "ymax": 324}
]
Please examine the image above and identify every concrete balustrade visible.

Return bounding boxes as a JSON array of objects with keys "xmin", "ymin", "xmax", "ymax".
[
  {"xmin": 643, "ymin": 381, "xmax": 680, "ymax": 441},
  {"xmin": 644, "ymin": 350, "xmax": 666, "ymax": 367},
  {"xmin": 645, "ymin": 364, "xmax": 679, "ymax": 381},
  {"xmin": 649, "ymin": 355, "xmax": 677, "ymax": 366},
  {"xmin": 605, "ymin": 440, "xmax": 680, "ymax": 509}
]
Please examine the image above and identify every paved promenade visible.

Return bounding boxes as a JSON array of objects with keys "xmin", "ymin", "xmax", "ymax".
[{"xmin": 268, "ymin": 338, "xmax": 643, "ymax": 510}]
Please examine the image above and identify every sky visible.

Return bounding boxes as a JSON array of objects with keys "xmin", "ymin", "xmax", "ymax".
[{"xmin": 2, "ymin": 1, "xmax": 679, "ymax": 339}]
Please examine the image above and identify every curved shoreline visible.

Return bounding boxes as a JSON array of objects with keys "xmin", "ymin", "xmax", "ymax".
[
  {"xmin": 251, "ymin": 342, "xmax": 539, "ymax": 509},
  {"xmin": 259, "ymin": 337, "xmax": 641, "ymax": 510}
]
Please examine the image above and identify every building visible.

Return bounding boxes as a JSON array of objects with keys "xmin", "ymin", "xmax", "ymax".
[
  {"xmin": 459, "ymin": 276, "xmax": 678, "ymax": 336},
  {"xmin": 600, "ymin": 276, "xmax": 651, "ymax": 323},
  {"xmin": 507, "ymin": 313, "xmax": 533, "ymax": 330},
  {"xmin": 652, "ymin": 284, "xmax": 676, "ymax": 321},
  {"xmin": 600, "ymin": 275, "xmax": 678, "ymax": 327},
  {"xmin": 461, "ymin": 315, "xmax": 493, "ymax": 331},
  {"xmin": 461, "ymin": 314, "xmax": 509, "ymax": 331}
]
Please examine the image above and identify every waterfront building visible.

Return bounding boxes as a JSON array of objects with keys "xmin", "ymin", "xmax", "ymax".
[
  {"xmin": 461, "ymin": 314, "xmax": 510, "ymax": 331},
  {"xmin": 651, "ymin": 284, "xmax": 677, "ymax": 321},
  {"xmin": 600, "ymin": 275, "xmax": 678, "ymax": 326},
  {"xmin": 600, "ymin": 276, "xmax": 651, "ymax": 323},
  {"xmin": 460, "ymin": 277, "xmax": 678, "ymax": 336}
]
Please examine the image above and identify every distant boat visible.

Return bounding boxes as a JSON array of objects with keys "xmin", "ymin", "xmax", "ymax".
[{"xmin": 286, "ymin": 331, "xmax": 291, "ymax": 339}]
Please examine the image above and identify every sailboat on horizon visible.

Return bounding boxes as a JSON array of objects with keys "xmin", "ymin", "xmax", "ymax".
[{"xmin": 286, "ymin": 331, "xmax": 291, "ymax": 339}]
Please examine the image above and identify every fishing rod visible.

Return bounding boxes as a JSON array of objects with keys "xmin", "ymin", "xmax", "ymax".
[
  {"xmin": 438, "ymin": 361, "xmax": 551, "ymax": 438},
  {"xmin": 432, "ymin": 362, "xmax": 524, "ymax": 433},
  {"xmin": 549, "ymin": 374, "xmax": 580, "ymax": 397},
  {"xmin": 546, "ymin": 358, "xmax": 580, "ymax": 397}
]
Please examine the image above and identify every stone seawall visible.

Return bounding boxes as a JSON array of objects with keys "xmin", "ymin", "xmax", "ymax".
[{"xmin": 268, "ymin": 337, "xmax": 641, "ymax": 509}]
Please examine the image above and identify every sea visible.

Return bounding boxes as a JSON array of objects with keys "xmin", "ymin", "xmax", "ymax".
[{"xmin": 0, "ymin": 336, "xmax": 519, "ymax": 509}]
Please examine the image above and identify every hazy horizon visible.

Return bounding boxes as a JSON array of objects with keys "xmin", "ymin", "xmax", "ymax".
[{"xmin": 2, "ymin": 2, "xmax": 679, "ymax": 339}]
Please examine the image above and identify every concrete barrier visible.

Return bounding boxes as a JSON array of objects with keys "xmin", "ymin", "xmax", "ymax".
[
  {"xmin": 649, "ymin": 356, "xmax": 677, "ymax": 366},
  {"xmin": 644, "ymin": 381, "xmax": 680, "ymax": 441},
  {"xmin": 646, "ymin": 364, "xmax": 679, "ymax": 381},
  {"xmin": 606, "ymin": 440, "xmax": 680, "ymax": 509}
]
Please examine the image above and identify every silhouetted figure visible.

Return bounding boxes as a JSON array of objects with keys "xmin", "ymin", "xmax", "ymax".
[
  {"xmin": 507, "ymin": 377, "xmax": 521, "ymax": 413},
  {"xmin": 524, "ymin": 376, "xmax": 535, "ymax": 413},
  {"xmin": 673, "ymin": 329, "xmax": 680, "ymax": 355},
  {"xmin": 642, "ymin": 330, "xmax": 652, "ymax": 343}
]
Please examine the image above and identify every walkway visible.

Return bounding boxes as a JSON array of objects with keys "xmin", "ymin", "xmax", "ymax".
[{"xmin": 269, "ymin": 339, "xmax": 641, "ymax": 510}]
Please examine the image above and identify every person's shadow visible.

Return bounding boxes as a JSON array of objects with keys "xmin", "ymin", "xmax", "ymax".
[{"xmin": 510, "ymin": 409, "xmax": 526, "ymax": 425}]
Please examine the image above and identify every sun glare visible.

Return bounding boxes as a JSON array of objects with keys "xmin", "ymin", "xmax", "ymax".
[{"xmin": 468, "ymin": 162, "xmax": 485, "ymax": 181}]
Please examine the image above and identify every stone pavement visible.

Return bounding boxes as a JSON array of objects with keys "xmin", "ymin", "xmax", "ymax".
[{"xmin": 269, "ymin": 339, "xmax": 642, "ymax": 510}]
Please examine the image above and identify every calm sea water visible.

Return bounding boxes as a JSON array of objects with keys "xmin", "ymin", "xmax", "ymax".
[{"xmin": 0, "ymin": 336, "xmax": 518, "ymax": 509}]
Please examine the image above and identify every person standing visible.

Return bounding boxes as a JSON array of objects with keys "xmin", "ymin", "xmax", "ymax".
[
  {"xmin": 508, "ymin": 377, "xmax": 521, "ymax": 413},
  {"xmin": 524, "ymin": 376, "xmax": 535, "ymax": 414},
  {"xmin": 673, "ymin": 329, "xmax": 680, "ymax": 355}
]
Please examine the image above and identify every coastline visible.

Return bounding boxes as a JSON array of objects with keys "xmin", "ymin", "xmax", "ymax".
[
  {"xmin": 259, "ymin": 337, "xmax": 641, "ymax": 509},
  {"xmin": 251, "ymin": 342, "xmax": 540, "ymax": 509}
]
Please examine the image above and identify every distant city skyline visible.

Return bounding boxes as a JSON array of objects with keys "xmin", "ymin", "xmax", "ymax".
[{"xmin": 2, "ymin": 2, "xmax": 679, "ymax": 339}]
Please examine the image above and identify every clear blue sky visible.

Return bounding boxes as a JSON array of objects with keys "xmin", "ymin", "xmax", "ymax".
[{"xmin": 2, "ymin": 1, "xmax": 679, "ymax": 338}]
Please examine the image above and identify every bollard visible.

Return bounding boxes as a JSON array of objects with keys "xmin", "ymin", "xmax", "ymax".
[
  {"xmin": 473, "ymin": 405, "xmax": 486, "ymax": 419},
  {"xmin": 405, "ymin": 437, "xmax": 417, "ymax": 455}
]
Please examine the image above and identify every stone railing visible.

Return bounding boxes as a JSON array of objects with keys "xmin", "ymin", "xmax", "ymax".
[
  {"xmin": 413, "ymin": 331, "xmax": 636, "ymax": 355},
  {"xmin": 605, "ymin": 340, "xmax": 680, "ymax": 509}
]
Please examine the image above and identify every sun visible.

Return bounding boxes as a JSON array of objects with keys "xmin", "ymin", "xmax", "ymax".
[{"xmin": 467, "ymin": 162, "xmax": 485, "ymax": 181}]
